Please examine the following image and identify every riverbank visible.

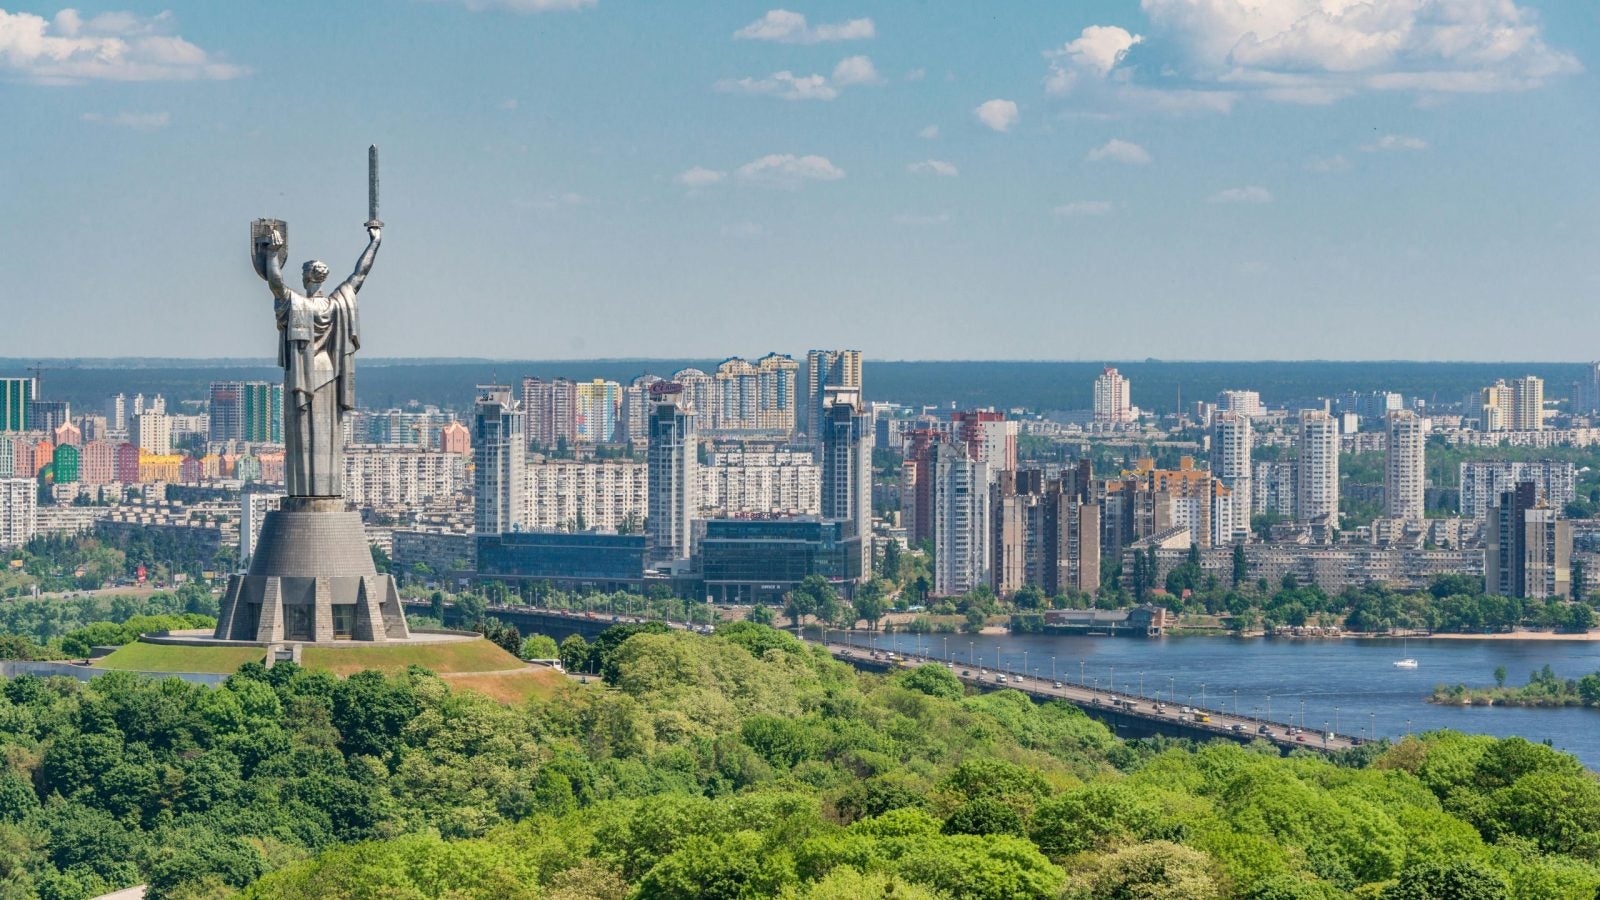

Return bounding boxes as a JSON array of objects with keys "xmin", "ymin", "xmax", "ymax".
[{"xmin": 1417, "ymin": 630, "xmax": 1600, "ymax": 642}]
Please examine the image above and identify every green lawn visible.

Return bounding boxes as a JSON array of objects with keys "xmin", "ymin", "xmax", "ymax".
[
  {"xmin": 301, "ymin": 639, "xmax": 523, "ymax": 676},
  {"xmin": 96, "ymin": 642, "xmax": 265, "ymax": 675}
]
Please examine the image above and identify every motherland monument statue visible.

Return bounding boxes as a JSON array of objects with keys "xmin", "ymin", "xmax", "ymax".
[{"xmin": 213, "ymin": 147, "xmax": 411, "ymax": 644}]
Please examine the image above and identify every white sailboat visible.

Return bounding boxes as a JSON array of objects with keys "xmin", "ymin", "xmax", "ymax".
[{"xmin": 1393, "ymin": 636, "xmax": 1419, "ymax": 669}]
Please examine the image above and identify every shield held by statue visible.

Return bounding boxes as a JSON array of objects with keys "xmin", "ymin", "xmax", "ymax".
[{"xmin": 250, "ymin": 218, "xmax": 288, "ymax": 280}]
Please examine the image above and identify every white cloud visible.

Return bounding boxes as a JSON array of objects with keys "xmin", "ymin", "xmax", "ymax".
[
  {"xmin": 918, "ymin": 125, "xmax": 939, "ymax": 139},
  {"xmin": 715, "ymin": 71, "xmax": 838, "ymax": 101},
  {"xmin": 734, "ymin": 9, "xmax": 874, "ymax": 44},
  {"xmin": 716, "ymin": 55, "xmax": 882, "ymax": 101},
  {"xmin": 500, "ymin": 98, "xmax": 520, "ymax": 110},
  {"xmin": 735, "ymin": 154, "xmax": 845, "ymax": 188},
  {"xmin": 905, "ymin": 67, "xmax": 926, "ymax": 81},
  {"xmin": 1139, "ymin": 0, "xmax": 1581, "ymax": 97},
  {"xmin": 80, "ymin": 111, "xmax": 170, "ymax": 129},
  {"xmin": 1052, "ymin": 201, "xmax": 1114, "ymax": 217},
  {"xmin": 1046, "ymin": 25, "xmax": 1143, "ymax": 94},
  {"xmin": 675, "ymin": 167, "xmax": 726, "ymax": 188},
  {"xmin": 457, "ymin": 0, "xmax": 595, "ymax": 10},
  {"xmin": 1209, "ymin": 186, "xmax": 1273, "ymax": 204},
  {"xmin": 831, "ymin": 55, "xmax": 882, "ymax": 86},
  {"xmin": 0, "ymin": 9, "xmax": 246, "ymax": 84},
  {"xmin": 1086, "ymin": 139, "xmax": 1151, "ymax": 165},
  {"xmin": 907, "ymin": 159, "xmax": 958, "ymax": 177},
  {"xmin": 893, "ymin": 211, "xmax": 951, "ymax": 226},
  {"xmin": 974, "ymin": 99, "xmax": 1018, "ymax": 132},
  {"xmin": 1305, "ymin": 154, "xmax": 1351, "ymax": 173},
  {"xmin": 1362, "ymin": 134, "xmax": 1428, "ymax": 152}
]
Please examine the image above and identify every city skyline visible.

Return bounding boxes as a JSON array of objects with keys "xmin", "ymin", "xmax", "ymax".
[{"xmin": 2, "ymin": 2, "xmax": 1598, "ymax": 361}]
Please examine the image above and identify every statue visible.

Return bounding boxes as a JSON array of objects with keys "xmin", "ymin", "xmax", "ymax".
[{"xmin": 251, "ymin": 146, "xmax": 383, "ymax": 498}]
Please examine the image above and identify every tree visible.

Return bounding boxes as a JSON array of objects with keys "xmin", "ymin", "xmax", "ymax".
[
  {"xmin": 558, "ymin": 634, "xmax": 590, "ymax": 672},
  {"xmin": 1232, "ymin": 543, "xmax": 1247, "ymax": 588},
  {"xmin": 1494, "ymin": 666, "xmax": 1508, "ymax": 687},
  {"xmin": 881, "ymin": 540, "xmax": 902, "ymax": 583},
  {"xmin": 518, "ymin": 633, "xmax": 556, "ymax": 660},
  {"xmin": 746, "ymin": 604, "xmax": 775, "ymax": 626},
  {"xmin": 1380, "ymin": 859, "xmax": 1508, "ymax": 899},
  {"xmin": 900, "ymin": 663, "xmax": 963, "ymax": 701},
  {"xmin": 853, "ymin": 582, "xmax": 887, "ymax": 631}
]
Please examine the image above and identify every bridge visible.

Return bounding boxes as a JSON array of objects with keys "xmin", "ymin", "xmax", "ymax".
[
  {"xmin": 821, "ymin": 641, "xmax": 1362, "ymax": 753},
  {"xmin": 411, "ymin": 602, "xmax": 1361, "ymax": 752}
]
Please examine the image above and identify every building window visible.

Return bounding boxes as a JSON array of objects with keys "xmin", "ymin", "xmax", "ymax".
[
  {"xmin": 332, "ymin": 605, "xmax": 355, "ymax": 640},
  {"xmin": 286, "ymin": 605, "xmax": 313, "ymax": 642}
]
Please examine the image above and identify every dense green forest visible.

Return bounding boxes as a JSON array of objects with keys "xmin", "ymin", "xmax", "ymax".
[{"xmin": 0, "ymin": 622, "xmax": 1594, "ymax": 898}]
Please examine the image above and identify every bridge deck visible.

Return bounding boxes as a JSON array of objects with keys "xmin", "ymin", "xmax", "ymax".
[{"xmin": 824, "ymin": 642, "xmax": 1362, "ymax": 753}]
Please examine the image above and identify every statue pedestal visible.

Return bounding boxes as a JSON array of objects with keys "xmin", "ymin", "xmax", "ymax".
[{"xmin": 214, "ymin": 499, "xmax": 410, "ymax": 643}]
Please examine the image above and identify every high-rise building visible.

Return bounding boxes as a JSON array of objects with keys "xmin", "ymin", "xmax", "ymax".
[
  {"xmin": 806, "ymin": 349, "xmax": 862, "ymax": 439},
  {"xmin": 712, "ymin": 354, "xmax": 800, "ymax": 433},
  {"xmin": 243, "ymin": 382, "xmax": 283, "ymax": 443},
  {"xmin": 133, "ymin": 410, "xmax": 171, "ymax": 456},
  {"xmin": 51, "ymin": 444, "xmax": 79, "ymax": 484},
  {"xmin": 1217, "ymin": 390, "xmax": 1264, "ymax": 418},
  {"xmin": 1510, "ymin": 375, "xmax": 1544, "ymax": 431},
  {"xmin": 1459, "ymin": 460, "xmax": 1576, "ymax": 520},
  {"xmin": 522, "ymin": 377, "xmax": 579, "ymax": 449},
  {"xmin": 28, "ymin": 401, "xmax": 69, "ymax": 434},
  {"xmin": 1487, "ymin": 481, "xmax": 1571, "ymax": 598},
  {"xmin": 899, "ymin": 428, "xmax": 946, "ymax": 547},
  {"xmin": 1252, "ymin": 459, "xmax": 1297, "ymax": 518},
  {"xmin": 1385, "ymin": 410, "xmax": 1427, "ymax": 521},
  {"xmin": 52, "ymin": 421, "xmax": 81, "ymax": 448},
  {"xmin": 80, "ymin": 441, "xmax": 114, "ymax": 485},
  {"xmin": 523, "ymin": 459, "xmax": 648, "ymax": 532},
  {"xmin": 106, "ymin": 393, "xmax": 127, "ymax": 432},
  {"xmin": 932, "ymin": 442, "xmax": 989, "ymax": 596},
  {"xmin": 646, "ymin": 383, "xmax": 696, "ymax": 569},
  {"xmin": 952, "ymin": 410, "xmax": 1017, "ymax": 477},
  {"xmin": 617, "ymin": 375, "xmax": 661, "ymax": 444},
  {"xmin": 0, "ymin": 379, "xmax": 35, "ymax": 433},
  {"xmin": 1295, "ymin": 410, "xmax": 1339, "ymax": 528},
  {"xmin": 472, "ymin": 385, "xmax": 525, "ymax": 535},
  {"xmin": 343, "ymin": 446, "xmax": 467, "ymax": 509},
  {"xmin": 240, "ymin": 491, "xmax": 284, "ymax": 566},
  {"xmin": 991, "ymin": 465, "xmax": 1099, "ymax": 597},
  {"xmin": 0, "ymin": 478, "xmax": 36, "ymax": 549},
  {"xmin": 574, "ymin": 379, "xmax": 622, "ymax": 444},
  {"xmin": 1211, "ymin": 412, "xmax": 1253, "ymax": 542},
  {"xmin": 1480, "ymin": 376, "xmax": 1545, "ymax": 432},
  {"xmin": 114, "ymin": 443, "xmax": 140, "ymax": 484},
  {"xmin": 209, "ymin": 381, "xmax": 244, "ymax": 442},
  {"xmin": 1575, "ymin": 362, "xmax": 1600, "ymax": 415},
  {"xmin": 1100, "ymin": 457, "xmax": 1231, "ymax": 552},
  {"xmin": 439, "ymin": 421, "xmax": 470, "ymax": 455},
  {"xmin": 699, "ymin": 449, "xmax": 820, "ymax": 516},
  {"xmin": 820, "ymin": 387, "xmax": 874, "ymax": 581},
  {"xmin": 1093, "ymin": 367, "xmax": 1134, "ymax": 424}
]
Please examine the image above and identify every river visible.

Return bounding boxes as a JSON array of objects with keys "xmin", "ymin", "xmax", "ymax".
[{"xmin": 845, "ymin": 630, "xmax": 1600, "ymax": 768}]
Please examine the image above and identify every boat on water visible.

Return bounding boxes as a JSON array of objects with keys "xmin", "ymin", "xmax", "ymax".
[{"xmin": 1393, "ymin": 637, "xmax": 1419, "ymax": 669}]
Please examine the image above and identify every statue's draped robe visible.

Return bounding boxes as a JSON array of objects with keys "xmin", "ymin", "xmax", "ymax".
[{"xmin": 275, "ymin": 283, "xmax": 359, "ymax": 497}]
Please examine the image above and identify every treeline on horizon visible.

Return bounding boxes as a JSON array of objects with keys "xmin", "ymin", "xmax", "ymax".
[{"xmin": 17, "ymin": 360, "xmax": 1593, "ymax": 418}]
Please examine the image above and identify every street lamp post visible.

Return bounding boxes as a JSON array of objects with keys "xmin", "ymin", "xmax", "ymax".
[
  {"xmin": 943, "ymin": 636, "xmax": 948, "ymax": 661},
  {"xmin": 1233, "ymin": 689, "xmax": 1239, "ymax": 716},
  {"xmin": 1139, "ymin": 671, "xmax": 1145, "ymax": 698},
  {"xmin": 1201, "ymin": 683, "xmax": 1207, "ymax": 707},
  {"xmin": 1334, "ymin": 707, "xmax": 1341, "ymax": 734},
  {"xmin": 1051, "ymin": 656, "xmax": 1057, "ymax": 682},
  {"xmin": 969, "ymin": 641, "xmax": 974, "ymax": 666}
]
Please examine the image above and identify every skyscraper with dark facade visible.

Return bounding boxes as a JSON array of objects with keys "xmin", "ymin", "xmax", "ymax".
[
  {"xmin": 472, "ymin": 385, "xmax": 525, "ymax": 536},
  {"xmin": 819, "ymin": 386, "xmax": 874, "ymax": 581},
  {"xmin": 646, "ymin": 383, "xmax": 696, "ymax": 569}
]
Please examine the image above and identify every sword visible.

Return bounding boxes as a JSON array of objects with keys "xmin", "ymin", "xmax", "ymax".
[{"xmin": 365, "ymin": 144, "xmax": 384, "ymax": 229}]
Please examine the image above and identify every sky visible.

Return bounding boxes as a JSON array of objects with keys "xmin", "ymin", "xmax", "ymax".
[{"xmin": 1, "ymin": 0, "xmax": 1598, "ymax": 362}]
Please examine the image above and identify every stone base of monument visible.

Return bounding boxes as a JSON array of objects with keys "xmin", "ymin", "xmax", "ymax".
[{"xmin": 213, "ymin": 497, "xmax": 412, "ymax": 643}]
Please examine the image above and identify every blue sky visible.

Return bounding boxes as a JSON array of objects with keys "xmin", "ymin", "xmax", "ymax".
[{"xmin": 1, "ymin": 1, "xmax": 1597, "ymax": 362}]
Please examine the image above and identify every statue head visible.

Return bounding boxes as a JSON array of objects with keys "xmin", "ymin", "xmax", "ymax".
[{"xmin": 301, "ymin": 260, "xmax": 330, "ymax": 291}]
